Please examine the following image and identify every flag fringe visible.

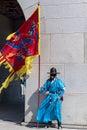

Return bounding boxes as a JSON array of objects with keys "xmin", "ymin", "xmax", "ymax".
[
  {"xmin": 0, "ymin": 71, "xmax": 14, "ymax": 93},
  {"xmin": 6, "ymin": 32, "xmax": 16, "ymax": 40},
  {"xmin": 16, "ymin": 55, "xmax": 37, "ymax": 76},
  {"xmin": 3, "ymin": 61, "xmax": 13, "ymax": 72},
  {"xmin": 0, "ymin": 55, "xmax": 38, "ymax": 93},
  {"xmin": 0, "ymin": 56, "xmax": 13, "ymax": 72}
]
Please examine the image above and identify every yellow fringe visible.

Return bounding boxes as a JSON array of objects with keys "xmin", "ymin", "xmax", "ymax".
[
  {"xmin": 0, "ymin": 71, "xmax": 14, "ymax": 93},
  {"xmin": 0, "ymin": 55, "xmax": 38, "ymax": 93},
  {"xmin": 6, "ymin": 32, "xmax": 15, "ymax": 40},
  {"xmin": 16, "ymin": 55, "xmax": 37, "ymax": 77},
  {"xmin": 0, "ymin": 52, "xmax": 2, "ymax": 57},
  {"xmin": 3, "ymin": 61, "xmax": 13, "ymax": 72},
  {"xmin": 0, "ymin": 59, "xmax": 5, "ymax": 66}
]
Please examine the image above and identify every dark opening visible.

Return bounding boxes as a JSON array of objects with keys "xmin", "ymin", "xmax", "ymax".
[{"xmin": 0, "ymin": 0, "xmax": 25, "ymax": 123}]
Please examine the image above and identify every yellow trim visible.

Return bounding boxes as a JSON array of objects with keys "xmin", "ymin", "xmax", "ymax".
[
  {"xmin": 0, "ymin": 52, "xmax": 2, "ymax": 57},
  {"xmin": 3, "ymin": 61, "xmax": 13, "ymax": 72},
  {"xmin": 0, "ymin": 59, "xmax": 5, "ymax": 66},
  {"xmin": 0, "ymin": 71, "xmax": 14, "ymax": 93},
  {"xmin": 0, "ymin": 55, "xmax": 36, "ymax": 93},
  {"xmin": 38, "ymin": 4, "xmax": 40, "ymax": 55},
  {"xmin": 16, "ymin": 55, "xmax": 37, "ymax": 77},
  {"xmin": 6, "ymin": 32, "xmax": 16, "ymax": 40}
]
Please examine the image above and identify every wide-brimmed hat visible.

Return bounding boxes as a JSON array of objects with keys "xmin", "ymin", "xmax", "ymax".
[{"xmin": 47, "ymin": 67, "xmax": 60, "ymax": 74}]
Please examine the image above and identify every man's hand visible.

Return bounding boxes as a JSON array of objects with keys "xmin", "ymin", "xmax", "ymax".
[
  {"xmin": 57, "ymin": 96, "xmax": 60, "ymax": 100},
  {"xmin": 46, "ymin": 91, "xmax": 49, "ymax": 95}
]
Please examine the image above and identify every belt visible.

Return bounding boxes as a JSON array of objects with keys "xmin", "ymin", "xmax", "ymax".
[{"xmin": 49, "ymin": 92, "xmax": 60, "ymax": 94}]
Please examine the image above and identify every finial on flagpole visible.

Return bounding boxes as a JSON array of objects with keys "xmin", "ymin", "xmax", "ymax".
[{"xmin": 38, "ymin": 0, "xmax": 40, "ymax": 6}]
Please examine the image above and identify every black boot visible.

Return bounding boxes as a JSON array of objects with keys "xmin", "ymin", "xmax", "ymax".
[
  {"xmin": 46, "ymin": 121, "xmax": 52, "ymax": 128},
  {"xmin": 58, "ymin": 121, "xmax": 62, "ymax": 129}
]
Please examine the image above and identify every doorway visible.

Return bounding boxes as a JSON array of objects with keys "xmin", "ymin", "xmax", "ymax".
[{"xmin": 0, "ymin": 0, "xmax": 25, "ymax": 123}]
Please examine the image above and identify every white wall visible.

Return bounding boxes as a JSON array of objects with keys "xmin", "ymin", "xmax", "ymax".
[{"xmin": 18, "ymin": 0, "xmax": 87, "ymax": 125}]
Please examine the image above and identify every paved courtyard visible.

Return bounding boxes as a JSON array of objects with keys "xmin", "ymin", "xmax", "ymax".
[
  {"xmin": 0, "ymin": 102, "xmax": 86, "ymax": 130},
  {"xmin": 0, "ymin": 120, "xmax": 82, "ymax": 130}
]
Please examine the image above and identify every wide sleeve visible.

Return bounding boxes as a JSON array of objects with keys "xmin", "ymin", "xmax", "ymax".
[
  {"xmin": 40, "ymin": 79, "xmax": 50, "ymax": 94},
  {"xmin": 58, "ymin": 79, "xmax": 65, "ymax": 98}
]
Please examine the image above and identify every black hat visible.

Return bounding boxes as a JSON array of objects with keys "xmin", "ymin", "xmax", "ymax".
[{"xmin": 47, "ymin": 67, "xmax": 60, "ymax": 74}]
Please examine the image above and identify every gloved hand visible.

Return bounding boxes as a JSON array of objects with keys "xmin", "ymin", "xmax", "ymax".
[
  {"xmin": 46, "ymin": 91, "xmax": 49, "ymax": 95},
  {"xmin": 57, "ymin": 96, "xmax": 60, "ymax": 100}
]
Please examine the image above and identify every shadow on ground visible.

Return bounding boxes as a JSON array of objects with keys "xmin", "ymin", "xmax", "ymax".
[
  {"xmin": 26, "ymin": 122, "xmax": 57, "ymax": 129},
  {"xmin": 0, "ymin": 101, "xmax": 24, "ymax": 124}
]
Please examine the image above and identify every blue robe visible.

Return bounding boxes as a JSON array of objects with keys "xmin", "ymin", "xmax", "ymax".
[{"xmin": 36, "ymin": 77, "xmax": 65, "ymax": 123}]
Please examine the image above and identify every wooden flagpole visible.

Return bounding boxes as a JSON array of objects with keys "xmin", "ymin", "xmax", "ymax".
[
  {"xmin": 37, "ymin": 2, "xmax": 40, "ymax": 127},
  {"xmin": 38, "ymin": 2, "xmax": 40, "ymax": 108},
  {"xmin": 38, "ymin": 55, "xmax": 40, "ymax": 108}
]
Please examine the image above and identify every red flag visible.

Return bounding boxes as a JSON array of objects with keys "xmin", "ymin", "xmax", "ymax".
[{"xmin": 0, "ymin": 6, "xmax": 40, "ymax": 92}]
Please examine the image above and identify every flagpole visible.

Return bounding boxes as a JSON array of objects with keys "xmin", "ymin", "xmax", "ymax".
[
  {"xmin": 38, "ymin": 55, "xmax": 40, "ymax": 107},
  {"xmin": 38, "ymin": 2, "xmax": 40, "ymax": 108},
  {"xmin": 37, "ymin": 55, "xmax": 40, "ymax": 128},
  {"xmin": 37, "ymin": 2, "xmax": 40, "ymax": 127}
]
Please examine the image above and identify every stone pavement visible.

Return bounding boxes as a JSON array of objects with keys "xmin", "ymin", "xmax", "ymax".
[
  {"xmin": 0, "ymin": 102, "xmax": 86, "ymax": 130},
  {"xmin": 0, "ymin": 120, "xmax": 87, "ymax": 130},
  {"xmin": 0, "ymin": 120, "xmax": 80, "ymax": 130}
]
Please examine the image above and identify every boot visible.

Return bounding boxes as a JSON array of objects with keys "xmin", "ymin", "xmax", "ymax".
[
  {"xmin": 46, "ymin": 121, "xmax": 52, "ymax": 128},
  {"xmin": 58, "ymin": 121, "xmax": 62, "ymax": 129}
]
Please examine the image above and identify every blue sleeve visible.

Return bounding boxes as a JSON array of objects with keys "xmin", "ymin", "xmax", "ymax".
[
  {"xmin": 40, "ymin": 80, "xmax": 49, "ymax": 94},
  {"xmin": 59, "ymin": 88, "xmax": 65, "ymax": 98},
  {"xmin": 40, "ymin": 87, "xmax": 45, "ymax": 93},
  {"xmin": 58, "ymin": 79, "xmax": 65, "ymax": 98}
]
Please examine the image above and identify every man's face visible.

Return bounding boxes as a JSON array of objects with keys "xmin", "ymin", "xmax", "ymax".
[{"xmin": 50, "ymin": 74, "xmax": 56, "ymax": 80}]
